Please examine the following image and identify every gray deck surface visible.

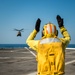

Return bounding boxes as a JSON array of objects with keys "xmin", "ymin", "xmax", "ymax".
[{"xmin": 0, "ymin": 48, "xmax": 75, "ymax": 75}]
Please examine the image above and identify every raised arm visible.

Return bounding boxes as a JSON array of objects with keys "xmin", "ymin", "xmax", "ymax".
[
  {"xmin": 56, "ymin": 15, "xmax": 71, "ymax": 46},
  {"xmin": 26, "ymin": 18, "xmax": 41, "ymax": 50}
]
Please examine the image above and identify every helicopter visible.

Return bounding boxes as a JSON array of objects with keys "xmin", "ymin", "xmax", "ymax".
[{"xmin": 14, "ymin": 28, "xmax": 24, "ymax": 37}]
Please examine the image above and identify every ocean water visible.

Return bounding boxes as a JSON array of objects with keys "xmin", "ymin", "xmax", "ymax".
[
  {"xmin": 67, "ymin": 44, "xmax": 75, "ymax": 48},
  {"xmin": 0, "ymin": 44, "xmax": 29, "ymax": 48},
  {"xmin": 0, "ymin": 44, "xmax": 75, "ymax": 48}
]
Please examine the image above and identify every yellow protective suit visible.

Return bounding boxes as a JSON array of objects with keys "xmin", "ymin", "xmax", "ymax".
[{"xmin": 26, "ymin": 24, "xmax": 71, "ymax": 75}]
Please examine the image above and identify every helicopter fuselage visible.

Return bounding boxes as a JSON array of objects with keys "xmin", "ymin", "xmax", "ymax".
[
  {"xmin": 17, "ymin": 31, "xmax": 21, "ymax": 36},
  {"xmin": 14, "ymin": 28, "xmax": 24, "ymax": 37}
]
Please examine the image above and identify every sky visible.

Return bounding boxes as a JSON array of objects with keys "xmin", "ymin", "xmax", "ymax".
[{"xmin": 0, "ymin": 0, "xmax": 75, "ymax": 44}]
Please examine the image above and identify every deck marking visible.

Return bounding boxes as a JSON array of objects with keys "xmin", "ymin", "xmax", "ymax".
[
  {"xmin": 25, "ymin": 47, "xmax": 36, "ymax": 57},
  {"xmin": 66, "ymin": 48, "xmax": 75, "ymax": 50},
  {"xmin": 26, "ymin": 72, "xmax": 37, "ymax": 75},
  {"xmin": 65, "ymin": 60, "xmax": 75, "ymax": 65}
]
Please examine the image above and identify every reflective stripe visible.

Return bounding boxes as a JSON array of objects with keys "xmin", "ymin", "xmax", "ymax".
[
  {"xmin": 46, "ymin": 24, "xmax": 56, "ymax": 34},
  {"xmin": 52, "ymin": 24, "xmax": 54, "ymax": 33},
  {"xmin": 40, "ymin": 38, "xmax": 61, "ymax": 44},
  {"xmin": 47, "ymin": 24, "xmax": 51, "ymax": 34}
]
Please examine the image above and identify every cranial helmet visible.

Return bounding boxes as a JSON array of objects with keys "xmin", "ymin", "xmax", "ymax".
[{"xmin": 42, "ymin": 23, "xmax": 58, "ymax": 37}]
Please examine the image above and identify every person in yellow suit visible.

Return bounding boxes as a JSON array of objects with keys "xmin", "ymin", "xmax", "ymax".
[{"xmin": 26, "ymin": 15, "xmax": 71, "ymax": 75}]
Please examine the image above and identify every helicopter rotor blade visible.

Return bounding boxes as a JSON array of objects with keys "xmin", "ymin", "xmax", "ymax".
[
  {"xmin": 14, "ymin": 28, "xmax": 29, "ymax": 31},
  {"xmin": 20, "ymin": 28, "xmax": 24, "ymax": 31},
  {"xmin": 14, "ymin": 29, "xmax": 19, "ymax": 31}
]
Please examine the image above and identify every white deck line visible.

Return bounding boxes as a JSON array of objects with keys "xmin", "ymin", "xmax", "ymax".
[
  {"xmin": 66, "ymin": 48, "xmax": 75, "ymax": 50},
  {"xmin": 26, "ymin": 72, "xmax": 37, "ymax": 75},
  {"xmin": 65, "ymin": 60, "xmax": 75, "ymax": 65},
  {"xmin": 25, "ymin": 47, "xmax": 36, "ymax": 57}
]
